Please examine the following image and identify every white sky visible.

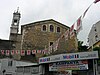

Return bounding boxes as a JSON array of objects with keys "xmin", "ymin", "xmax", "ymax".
[{"xmin": 0, "ymin": 0, "xmax": 100, "ymax": 45}]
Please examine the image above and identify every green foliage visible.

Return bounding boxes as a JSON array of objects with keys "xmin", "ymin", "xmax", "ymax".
[
  {"xmin": 78, "ymin": 41, "xmax": 88, "ymax": 52},
  {"xmin": 93, "ymin": 47, "xmax": 100, "ymax": 51},
  {"xmin": 42, "ymin": 54, "xmax": 48, "ymax": 57},
  {"xmin": 93, "ymin": 47, "xmax": 100, "ymax": 65},
  {"xmin": 93, "ymin": 47, "xmax": 100, "ymax": 57}
]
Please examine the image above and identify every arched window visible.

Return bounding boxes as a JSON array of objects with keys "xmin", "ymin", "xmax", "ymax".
[
  {"xmin": 57, "ymin": 27, "xmax": 60, "ymax": 32},
  {"xmin": 50, "ymin": 25, "xmax": 54, "ymax": 32},
  {"xmin": 43, "ymin": 25, "xmax": 46, "ymax": 31},
  {"xmin": 14, "ymin": 19, "xmax": 17, "ymax": 25}
]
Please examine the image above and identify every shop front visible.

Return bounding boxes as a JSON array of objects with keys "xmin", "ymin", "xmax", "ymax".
[{"xmin": 39, "ymin": 51, "xmax": 98, "ymax": 75}]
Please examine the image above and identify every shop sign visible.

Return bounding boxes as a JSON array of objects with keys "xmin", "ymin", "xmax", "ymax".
[
  {"xmin": 49, "ymin": 60, "xmax": 88, "ymax": 71},
  {"xmin": 39, "ymin": 57, "xmax": 50, "ymax": 63},
  {"xmin": 39, "ymin": 51, "xmax": 98, "ymax": 64},
  {"xmin": 62, "ymin": 51, "xmax": 98, "ymax": 61}
]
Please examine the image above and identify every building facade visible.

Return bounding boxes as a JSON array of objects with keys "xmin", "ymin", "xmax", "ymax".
[
  {"xmin": 9, "ymin": 10, "xmax": 78, "ymax": 62},
  {"xmin": 88, "ymin": 21, "xmax": 100, "ymax": 75},
  {"xmin": 0, "ymin": 58, "xmax": 39, "ymax": 75},
  {"xmin": 88, "ymin": 21, "xmax": 100, "ymax": 48},
  {"xmin": 16, "ymin": 65, "xmax": 39, "ymax": 75},
  {"xmin": 0, "ymin": 58, "xmax": 16, "ymax": 75},
  {"xmin": 39, "ymin": 51, "xmax": 98, "ymax": 75}
]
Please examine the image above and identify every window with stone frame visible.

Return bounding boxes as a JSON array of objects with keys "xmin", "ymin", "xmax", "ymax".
[
  {"xmin": 50, "ymin": 25, "xmax": 54, "ymax": 32},
  {"xmin": 43, "ymin": 25, "xmax": 46, "ymax": 31},
  {"xmin": 57, "ymin": 27, "xmax": 60, "ymax": 32}
]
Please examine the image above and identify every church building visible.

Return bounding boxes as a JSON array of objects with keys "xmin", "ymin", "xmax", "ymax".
[{"xmin": 9, "ymin": 9, "xmax": 78, "ymax": 62}]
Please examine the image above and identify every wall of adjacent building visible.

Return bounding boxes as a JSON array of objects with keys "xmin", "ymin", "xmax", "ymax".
[
  {"xmin": 16, "ymin": 65, "xmax": 39, "ymax": 75},
  {"xmin": 88, "ymin": 21, "xmax": 100, "ymax": 47},
  {"xmin": 0, "ymin": 58, "xmax": 16, "ymax": 75}
]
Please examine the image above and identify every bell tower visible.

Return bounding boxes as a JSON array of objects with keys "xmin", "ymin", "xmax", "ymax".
[{"xmin": 9, "ymin": 8, "xmax": 21, "ymax": 40}]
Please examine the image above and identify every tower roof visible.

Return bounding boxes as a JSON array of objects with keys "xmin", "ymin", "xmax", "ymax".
[{"xmin": 13, "ymin": 7, "xmax": 21, "ymax": 15}]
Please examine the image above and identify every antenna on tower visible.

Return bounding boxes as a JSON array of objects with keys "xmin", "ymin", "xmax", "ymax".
[{"xmin": 17, "ymin": 7, "xmax": 19, "ymax": 12}]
